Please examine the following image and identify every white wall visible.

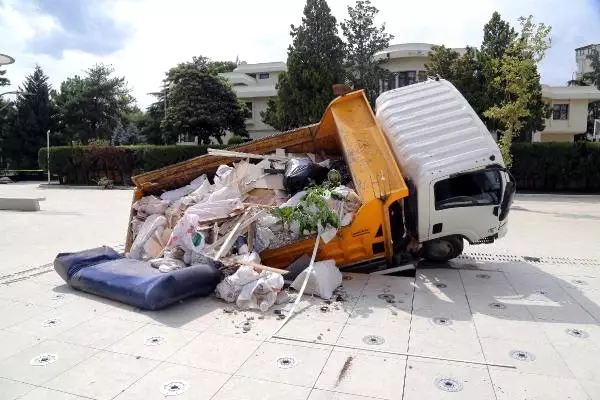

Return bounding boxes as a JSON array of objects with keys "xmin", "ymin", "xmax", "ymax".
[
  {"xmin": 380, "ymin": 56, "xmax": 429, "ymax": 73},
  {"xmin": 543, "ymin": 99, "xmax": 589, "ymax": 134},
  {"xmin": 245, "ymin": 97, "xmax": 275, "ymax": 138}
]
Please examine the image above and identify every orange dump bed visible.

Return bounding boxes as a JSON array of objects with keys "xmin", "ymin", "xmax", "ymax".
[{"xmin": 126, "ymin": 90, "xmax": 409, "ymax": 269}]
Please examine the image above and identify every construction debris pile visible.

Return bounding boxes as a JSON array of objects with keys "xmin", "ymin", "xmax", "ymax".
[{"xmin": 126, "ymin": 148, "xmax": 362, "ymax": 311}]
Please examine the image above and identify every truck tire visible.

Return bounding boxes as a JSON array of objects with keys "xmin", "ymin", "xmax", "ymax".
[{"xmin": 422, "ymin": 236, "xmax": 464, "ymax": 262}]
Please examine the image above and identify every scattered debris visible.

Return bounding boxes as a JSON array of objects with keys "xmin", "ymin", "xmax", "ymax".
[{"xmin": 336, "ymin": 356, "xmax": 354, "ymax": 385}]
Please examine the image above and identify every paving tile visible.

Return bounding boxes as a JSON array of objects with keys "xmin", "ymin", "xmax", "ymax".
[
  {"xmin": 212, "ymin": 376, "xmax": 311, "ymax": 400},
  {"xmin": 30, "ymin": 271, "xmax": 69, "ymax": 287},
  {"xmin": 479, "ymin": 337, "xmax": 572, "ymax": 378},
  {"xmin": 205, "ymin": 309, "xmax": 287, "ymax": 341},
  {"xmin": 415, "ymin": 268, "xmax": 465, "ymax": 294},
  {"xmin": 45, "ymin": 351, "xmax": 159, "ymax": 400},
  {"xmin": 292, "ymin": 296, "xmax": 355, "ymax": 324},
  {"xmin": 489, "ymin": 367, "xmax": 589, "ymax": 400},
  {"xmin": 554, "ymin": 342, "xmax": 600, "ymax": 382},
  {"xmin": 362, "ymin": 275, "xmax": 415, "ymax": 298},
  {"xmin": 277, "ymin": 316, "xmax": 345, "ymax": 344},
  {"xmin": 540, "ymin": 321, "xmax": 600, "ymax": 347},
  {"xmin": 336, "ymin": 320, "xmax": 409, "ymax": 354},
  {"xmin": 472, "ymin": 313, "xmax": 545, "ymax": 342},
  {"xmin": 168, "ymin": 332, "xmax": 261, "ymax": 374},
  {"xmin": 348, "ymin": 297, "xmax": 412, "ymax": 327},
  {"xmin": 142, "ymin": 297, "xmax": 225, "ymax": 331},
  {"xmin": 0, "ymin": 300, "xmax": 51, "ymax": 329},
  {"xmin": 101, "ymin": 304, "xmax": 155, "ymax": 323},
  {"xmin": 578, "ymin": 379, "xmax": 600, "ymax": 400},
  {"xmin": 237, "ymin": 341, "xmax": 330, "ymax": 387},
  {"xmin": 0, "ymin": 330, "xmax": 42, "ymax": 361},
  {"xmin": 0, "ymin": 377, "xmax": 35, "ymax": 399},
  {"xmin": 315, "ymin": 350, "xmax": 406, "ymax": 399},
  {"xmin": 5, "ymin": 305, "xmax": 94, "ymax": 340},
  {"xmin": 0, "ymin": 340, "xmax": 96, "ymax": 385},
  {"xmin": 467, "ymin": 294, "xmax": 534, "ymax": 321},
  {"xmin": 527, "ymin": 300, "xmax": 597, "ymax": 324},
  {"xmin": 57, "ymin": 316, "xmax": 146, "ymax": 349},
  {"xmin": 403, "ymin": 358, "xmax": 496, "ymax": 400},
  {"xmin": 308, "ymin": 389, "xmax": 380, "ymax": 400},
  {"xmin": 411, "ymin": 290, "xmax": 472, "ymax": 320},
  {"xmin": 114, "ymin": 362, "xmax": 230, "ymax": 400},
  {"xmin": 408, "ymin": 330, "xmax": 484, "ymax": 363},
  {"xmin": 459, "ymin": 269, "xmax": 510, "ymax": 287},
  {"xmin": 108, "ymin": 324, "xmax": 198, "ymax": 361},
  {"xmin": 18, "ymin": 387, "xmax": 89, "ymax": 399}
]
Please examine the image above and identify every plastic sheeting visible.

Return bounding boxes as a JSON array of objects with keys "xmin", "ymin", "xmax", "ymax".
[{"xmin": 54, "ymin": 246, "xmax": 221, "ymax": 310}]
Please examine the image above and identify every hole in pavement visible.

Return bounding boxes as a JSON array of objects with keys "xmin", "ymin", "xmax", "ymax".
[
  {"xmin": 489, "ymin": 302, "xmax": 506, "ymax": 309},
  {"xmin": 510, "ymin": 350, "xmax": 535, "ymax": 362},
  {"xmin": 362, "ymin": 335, "xmax": 385, "ymax": 345},
  {"xmin": 377, "ymin": 294, "xmax": 395, "ymax": 301},
  {"xmin": 436, "ymin": 378, "xmax": 463, "ymax": 392},
  {"xmin": 566, "ymin": 328, "xmax": 589, "ymax": 339},
  {"xmin": 432, "ymin": 317, "xmax": 452, "ymax": 326},
  {"xmin": 277, "ymin": 356, "xmax": 297, "ymax": 369},
  {"xmin": 434, "ymin": 283, "xmax": 447, "ymax": 289},
  {"xmin": 160, "ymin": 380, "xmax": 189, "ymax": 396}
]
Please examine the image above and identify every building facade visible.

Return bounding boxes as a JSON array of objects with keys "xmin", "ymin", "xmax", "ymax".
[
  {"xmin": 219, "ymin": 61, "xmax": 286, "ymax": 140},
  {"xmin": 575, "ymin": 44, "xmax": 600, "ymax": 79}
]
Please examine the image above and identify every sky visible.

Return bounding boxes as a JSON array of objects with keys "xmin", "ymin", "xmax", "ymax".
[{"xmin": 1, "ymin": 0, "xmax": 599, "ymax": 108}]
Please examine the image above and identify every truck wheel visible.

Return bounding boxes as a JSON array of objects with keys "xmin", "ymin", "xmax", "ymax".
[{"xmin": 422, "ymin": 236, "xmax": 464, "ymax": 262}]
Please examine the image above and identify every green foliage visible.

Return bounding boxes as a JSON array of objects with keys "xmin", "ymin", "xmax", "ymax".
[
  {"xmin": 227, "ymin": 135, "xmax": 246, "ymax": 145},
  {"xmin": 263, "ymin": 0, "xmax": 345, "ymax": 131},
  {"xmin": 481, "ymin": 11, "xmax": 516, "ymax": 59},
  {"xmin": 425, "ymin": 45, "xmax": 460, "ymax": 79},
  {"xmin": 583, "ymin": 49, "xmax": 600, "ymax": 90},
  {"xmin": 340, "ymin": 0, "xmax": 393, "ymax": 105},
  {"xmin": 0, "ymin": 68, "xmax": 9, "ymax": 87},
  {"xmin": 512, "ymin": 142, "xmax": 600, "ymax": 192},
  {"xmin": 53, "ymin": 64, "xmax": 134, "ymax": 145},
  {"xmin": 1, "ymin": 66, "xmax": 56, "ymax": 169},
  {"xmin": 163, "ymin": 56, "xmax": 248, "ymax": 145},
  {"xmin": 38, "ymin": 144, "xmax": 227, "ymax": 185}
]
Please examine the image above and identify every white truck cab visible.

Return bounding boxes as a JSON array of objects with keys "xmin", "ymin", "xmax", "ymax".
[{"xmin": 376, "ymin": 79, "xmax": 515, "ymax": 261}]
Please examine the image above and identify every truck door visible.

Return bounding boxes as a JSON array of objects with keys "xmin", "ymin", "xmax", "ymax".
[{"xmin": 428, "ymin": 169, "xmax": 503, "ymax": 242}]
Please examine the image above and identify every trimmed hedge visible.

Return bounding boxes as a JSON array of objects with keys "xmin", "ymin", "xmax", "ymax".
[
  {"xmin": 38, "ymin": 145, "xmax": 225, "ymax": 185},
  {"xmin": 512, "ymin": 142, "xmax": 600, "ymax": 192}
]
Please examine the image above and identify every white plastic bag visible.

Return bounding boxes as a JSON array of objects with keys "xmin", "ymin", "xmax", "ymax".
[
  {"xmin": 291, "ymin": 259, "xmax": 342, "ymax": 299},
  {"xmin": 165, "ymin": 213, "xmax": 207, "ymax": 254},
  {"xmin": 129, "ymin": 214, "xmax": 167, "ymax": 260},
  {"xmin": 215, "ymin": 265, "xmax": 284, "ymax": 312},
  {"xmin": 160, "ymin": 174, "xmax": 207, "ymax": 201},
  {"xmin": 133, "ymin": 195, "xmax": 169, "ymax": 219},
  {"xmin": 185, "ymin": 198, "xmax": 243, "ymax": 222}
]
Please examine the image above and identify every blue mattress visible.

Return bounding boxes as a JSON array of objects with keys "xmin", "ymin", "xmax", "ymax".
[{"xmin": 54, "ymin": 246, "xmax": 221, "ymax": 310}]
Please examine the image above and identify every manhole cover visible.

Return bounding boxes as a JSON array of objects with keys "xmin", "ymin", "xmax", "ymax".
[
  {"xmin": 510, "ymin": 350, "xmax": 535, "ymax": 362},
  {"xmin": 435, "ymin": 378, "xmax": 463, "ymax": 392},
  {"xmin": 566, "ymin": 328, "xmax": 589, "ymax": 339},
  {"xmin": 277, "ymin": 356, "xmax": 297, "ymax": 369},
  {"xmin": 489, "ymin": 302, "xmax": 506, "ymax": 309},
  {"xmin": 434, "ymin": 283, "xmax": 447, "ymax": 289},
  {"xmin": 160, "ymin": 380, "xmax": 189, "ymax": 396},
  {"xmin": 362, "ymin": 335, "xmax": 385, "ymax": 345},
  {"xmin": 30, "ymin": 353, "xmax": 57, "ymax": 366},
  {"xmin": 144, "ymin": 336, "xmax": 165, "ymax": 346},
  {"xmin": 377, "ymin": 294, "xmax": 395, "ymax": 301},
  {"xmin": 572, "ymin": 280, "xmax": 588, "ymax": 285},
  {"xmin": 41, "ymin": 319, "xmax": 60, "ymax": 327},
  {"xmin": 432, "ymin": 317, "xmax": 452, "ymax": 326},
  {"xmin": 476, "ymin": 273, "xmax": 491, "ymax": 279}
]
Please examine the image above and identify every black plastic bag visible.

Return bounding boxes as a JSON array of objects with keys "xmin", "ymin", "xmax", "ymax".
[{"xmin": 283, "ymin": 158, "xmax": 330, "ymax": 194}]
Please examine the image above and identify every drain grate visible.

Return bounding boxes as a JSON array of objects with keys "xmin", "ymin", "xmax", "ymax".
[
  {"xmin": 435, "ymin": 378, "xmax": 463, "ymax": 392},
  {"xmin": 432, "ymin": 317, "xmax": 453, "ymax": 326},
  {"xmin": 489, "ymin": 302, "xmax": 506, "ymax": 310},
  {"xmin": 277, "ymin": 356, "xmax": 297, "ymax": 369},
  {"xmin": 434, "ymin": 283, "xmax": 447, "ymax": 289},
  {"xmin": 510, "ymin": 350, "xmax": 535, "ymax": 362},
  {"xmin": 160, "ymin": 380, "xmax": 189, "ymax": 396},
  {"xmin": 566, "ymin": 328, "xmax": 589, "ymax": 339},
  {"xmin": 362, "ymin": 335, "xmax": 385, "ymax": 345},
  {"xmin": 457, "ymin": 252, "xmax": 600, "ymax": 267},
  {"xmin": 30, "ymin": 353, "xmax": 57, "ymax": 366},
  {"xmin": 144, "ymin": 336, "xmax": 165, "ymax": 346},
  {"xmin": 475, "ymin": 273, "xmax": 491, "ymax": 279},
  {"xmin": 41, "ymin": 319, "xmax": 60, "ymax": 327}
]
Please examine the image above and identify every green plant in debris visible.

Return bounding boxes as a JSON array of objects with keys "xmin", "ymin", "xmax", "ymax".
[{"xmin": 272, "ymin": 183, "xmax": 344, "ymax": 236}]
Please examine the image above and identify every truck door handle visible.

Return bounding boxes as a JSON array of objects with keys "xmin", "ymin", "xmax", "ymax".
[{"xmin": 493, "ymin": 206, "xmax": 499, "ymax": 216}]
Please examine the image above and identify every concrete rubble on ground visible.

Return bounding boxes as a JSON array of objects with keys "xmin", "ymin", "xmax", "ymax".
[{"xmin": 126, "ymin": 148, "xmax": 362, "ymax": 312}]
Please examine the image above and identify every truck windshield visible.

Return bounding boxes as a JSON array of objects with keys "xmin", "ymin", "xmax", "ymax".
[{"xmin": 434, "ymin": 170, "xmax": 502, "ymax": 210}]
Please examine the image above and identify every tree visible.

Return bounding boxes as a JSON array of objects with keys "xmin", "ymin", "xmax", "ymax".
[
  {"xmin": 481, "ymin": 11, "xmax": 516, "ymax": 59},
  {"xmin": 263, "ymin": 0, "xmax": 345, "ymax": 131},
  {"xmin": 584, "ymin": 49, "xmax": 600, "ymax": 89},
  {"xmin": 162, "ymin": 57, "xmax": 248, "ymax": 145},
  {"xmin": 2, "ymin": 66, "xmax": 56, "ymax": 168},
  {"xmin": 53, "ymin": 64, "xmax": 134, "ymax": 144},
  {"xmin": 340, "ymin": 0, "xmax": 393, "ymax": 105},
  {"xmin": 425, "ymin": 45, "xmax": 460, "ymax": 80},
  {"xmin": 484, "ymin": 16, "xmax": 551, "ymax": 166},
  {"xmin": 138, "ymin": 100, "xmax": 166, "ymax": 145},
  {"xmin": 0, "ymin": 68, "xmax": 9, "ymax": 87},
  {"xmin": 111, "ymin": 121, "xmax": 143, "ymax": 145}
]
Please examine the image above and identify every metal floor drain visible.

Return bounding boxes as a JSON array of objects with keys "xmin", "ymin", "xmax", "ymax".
[
  {"xmin": 572, "ymin": 279, "xmax": 588, "ymax": 285},
  {"xmin": 489, "ymin": 302, "xmax": 506, "ymax": 310},
  {"xmin": 362, "ymin": 335, "xmax": 385, "ymax": 345},
  {"xmin": 42, "ymin": 319, "xmax": 60, "ymax": 327},
  {"xmin": 566, "ymin": 328, "xmax": 589, "ymax": 339},
  {"xmin": 160, "ymin": 380, "xmax": 189, "ymax": 396},
  {"xmin": 51, "ymin": 294, "xmax": 65, "ymax": 300},
  {"xmin": 432, "ymin": 317, "xmax": 452, "ymax": 326},
  {"xmin": 436, "ymin": 378, "xmax": 463, "ymax": 392},
  {"xmin": 277, "ymin": 356, "xmax": 297, "ymax": 369},
  {"xmin": 30, "ymin": 353, "xmax": 57, "ymax": 366},
  {"xmin": 434, "ymin": 283, "xmax": 447, "ymax": 289},
  {"xmin": 145, "ymin": 336, "xmax": 165, "ymax": 346},
  {"xmin": 458, "ymin": 252, "xmax": 600, "ymax": 267},
  {"xmin": 377, "ymin": 294, "xmax": 395, "ymax": 301},
  {"xmin": 510, "ymin": 350, "xmax": 535, "ymax": 362},
  {"xmin": 476, "ymin": 273, "xmax": 491, "ymax": 279}
]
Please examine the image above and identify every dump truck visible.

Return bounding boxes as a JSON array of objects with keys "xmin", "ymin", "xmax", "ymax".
[{"xmin": 126, "ymin": 79, "xmax": 515, "ymax": 270}]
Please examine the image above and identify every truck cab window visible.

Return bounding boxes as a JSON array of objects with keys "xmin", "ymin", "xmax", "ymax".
[{"xmin": 434, "ymin": 170, "xmax": 502, "ymax": 210}]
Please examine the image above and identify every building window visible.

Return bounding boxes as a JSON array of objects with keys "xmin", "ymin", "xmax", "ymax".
[
  {"xmin": 434, "ymin": 170, "xmax": 502, "ymax": 210},
  {"xmin": 418, "ymin": 71, "xmax": 427, "ymax": 82},
  {"xmin": 552, "ymin": 104, "xmax": 569, "ymax": 120},
  {"xmin": 258, "ymin": 73, "xmax": 270, "ymax": 79},
  {"xmin": 398, "ymin": 71, "xmax": 416, "ymax": 87},
  {"xmin": 244, "ymin": 102, "xmax": 253, "ymax": 118},
  {"xmin": 246, "ymin": 73, "xmax": 256, "ymax": 79}
]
